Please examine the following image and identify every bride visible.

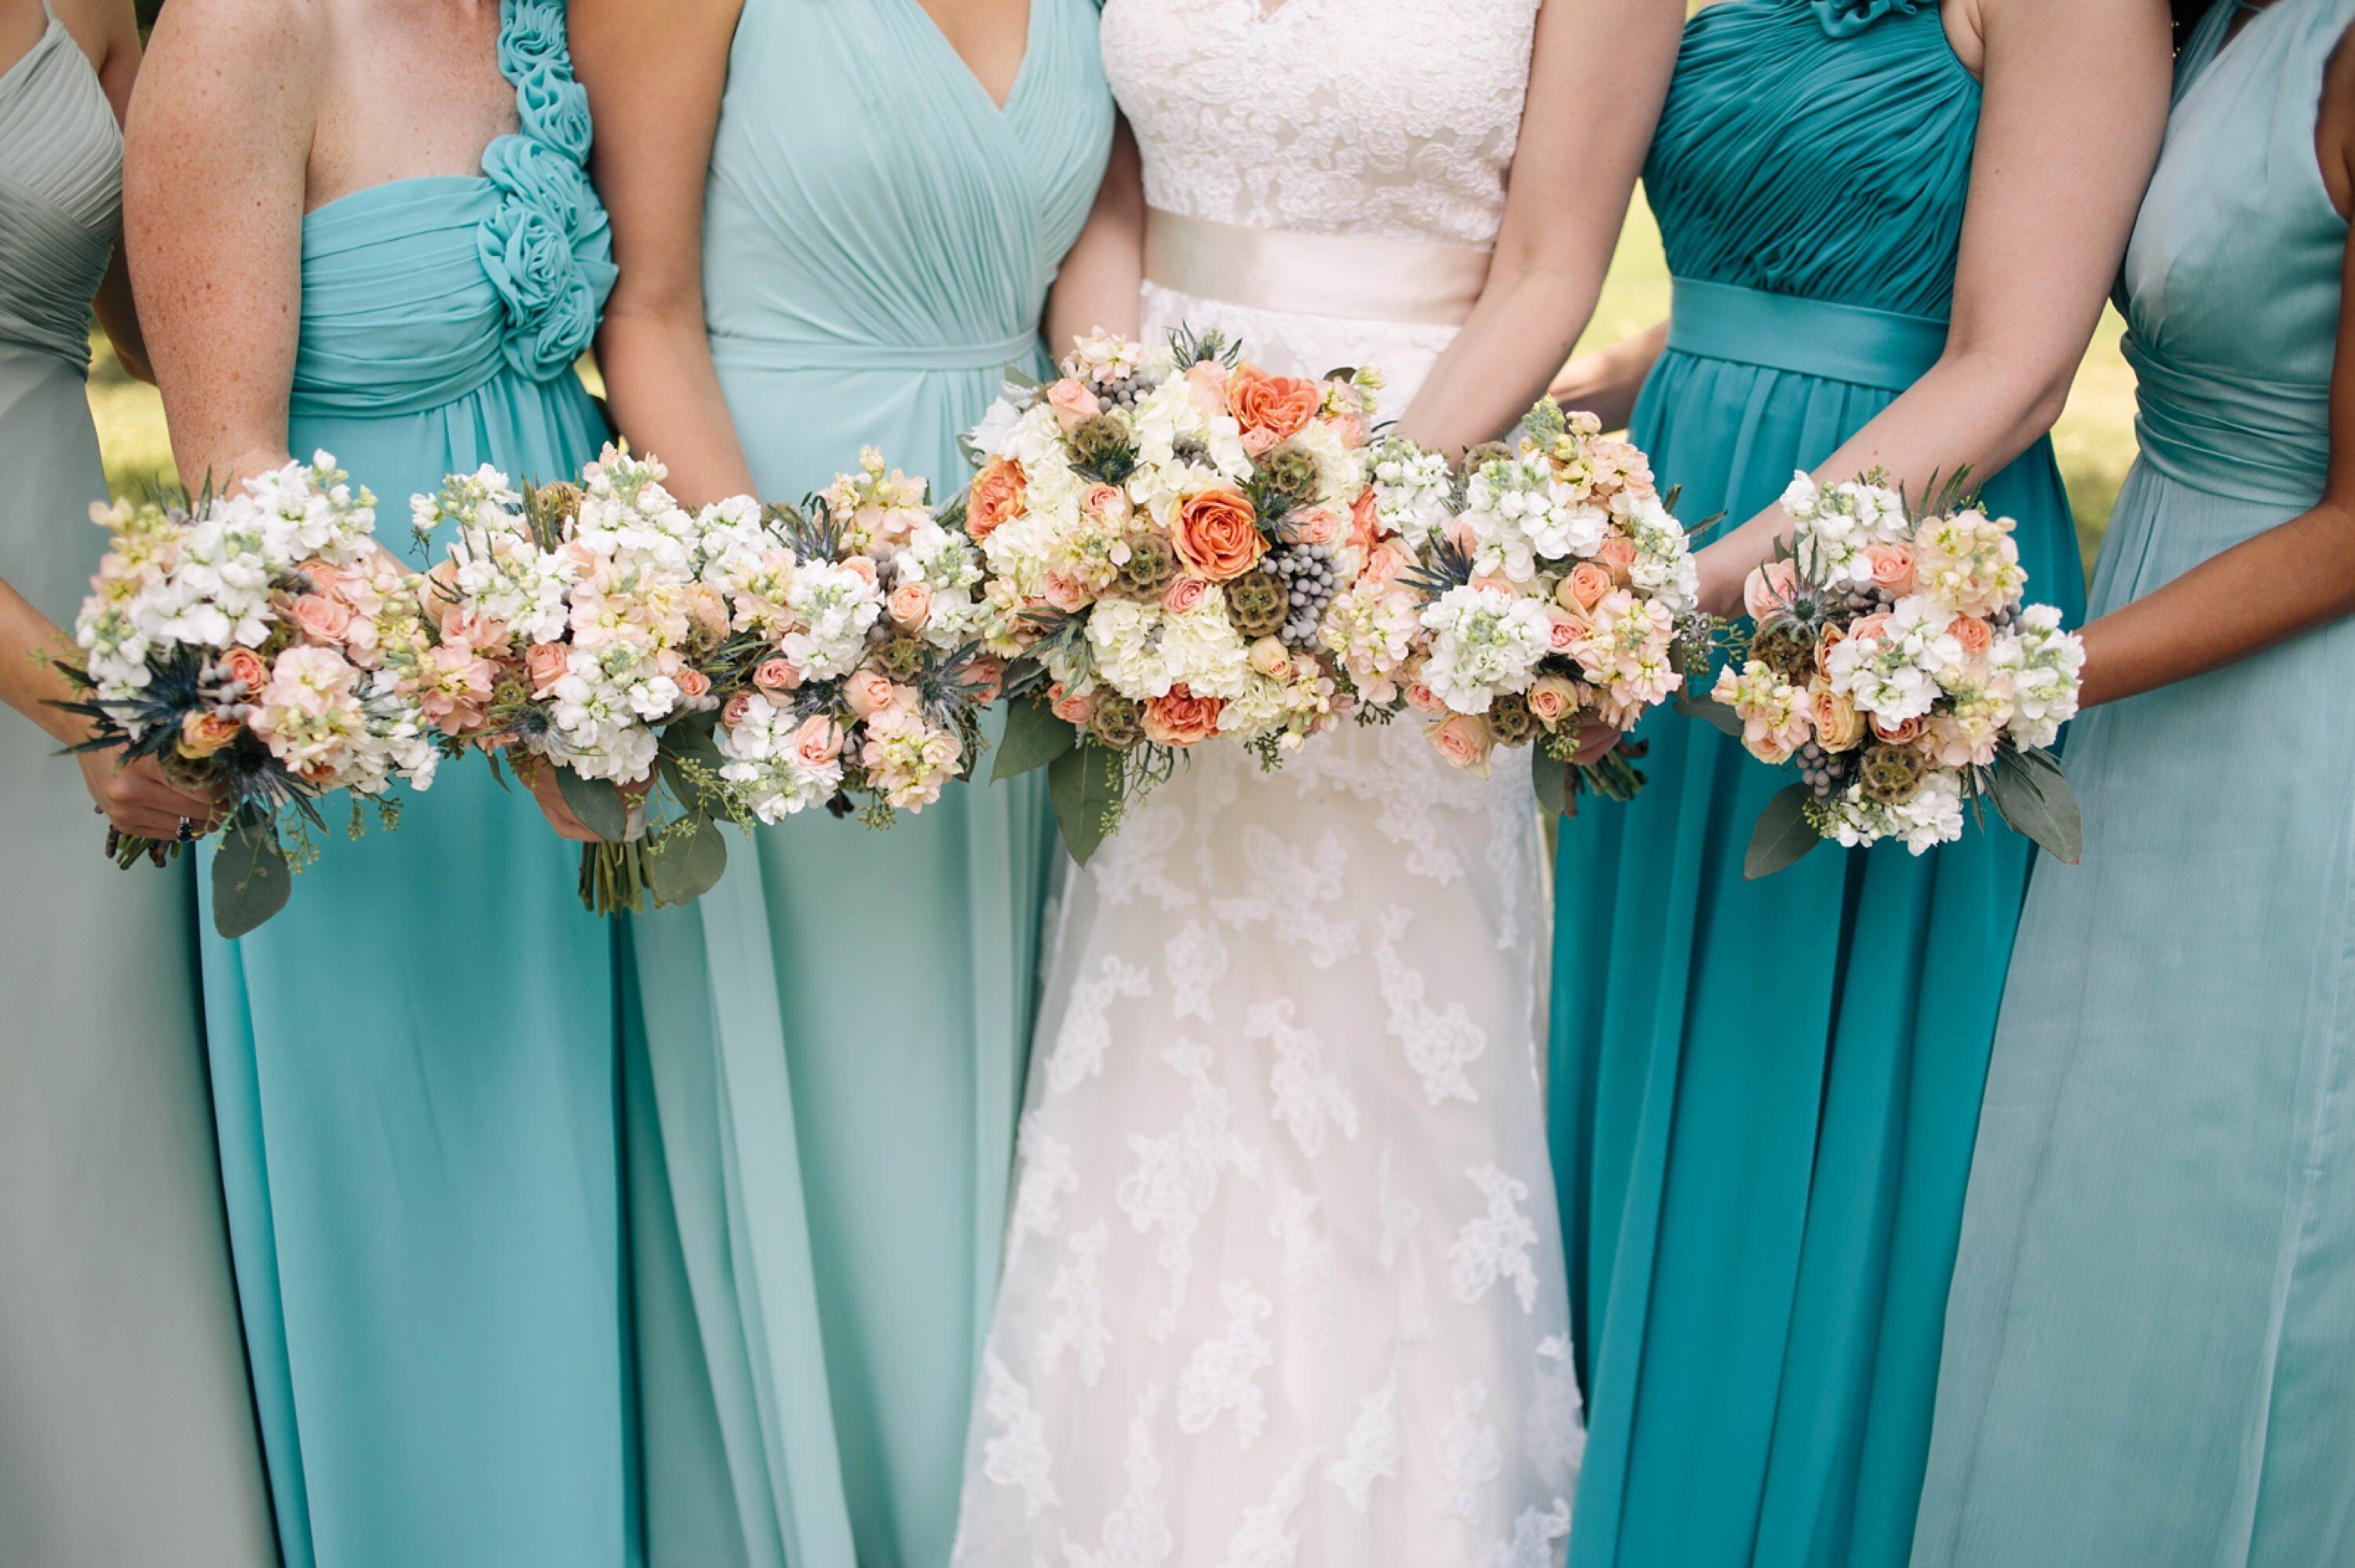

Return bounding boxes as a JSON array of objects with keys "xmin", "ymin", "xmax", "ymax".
[{"xmin": 952, "ymin": 1, "xmax": 1680, "ymax": 1562}]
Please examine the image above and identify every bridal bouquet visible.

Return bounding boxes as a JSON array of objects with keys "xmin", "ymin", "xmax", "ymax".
[
  {"xmin": 966, "ymin": 330, "xmax": 1384, "ymax": 860},
  {"xmin": 1703, "ymin": 472, "xmax": 2084, "ymax": 873},
  {"xmin": 1374, "ymin": 400, "xmax": 1711, "ymax": 813},
  {"xmin": 412, "ymin": 444, "xmax": 994, "ymax": 912},
  {"xmin": 62, "ymin": 454, "xmax": 441, "ymax": 935}
]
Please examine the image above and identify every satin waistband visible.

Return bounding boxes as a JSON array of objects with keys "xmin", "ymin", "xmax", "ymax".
[
  {"xmin": 1664, "ymin": 279, "xmax": 1950, "ymax": 395},
  {"xmin": 2123, "ymin": 330, "xmax": 2328, "ymax": 510},
  {"xmin": 1144, "ymin": 208, "xmax": 1491, "ymax": 329},
  {"xmin": 707, "ymin": 327, "xmax": 1041, "ymax": 374}
]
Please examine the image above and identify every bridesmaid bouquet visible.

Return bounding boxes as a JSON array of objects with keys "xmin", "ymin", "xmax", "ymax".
[
  {"xmin": 966, "ymin": 329, "xmax": 1386, "ymax": 861},
  {"xmin": 1701, "ymin": 472, "xmax": 2085, "ymax": 873},
  {"xmin": 62, "ymin": 454, "xmax": 442, "ymax": 936},
  {"xmin": 1374, "ymin": 400, "xmax": 1712, "ymax": 813}
]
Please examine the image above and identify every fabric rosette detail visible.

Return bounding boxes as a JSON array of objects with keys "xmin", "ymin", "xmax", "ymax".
[
  {"xmin": 1808, "ymin": 0, "xmax": 1928, "ymax": 38},
  {"xmin": 498, "ymin": 0, "xmax": 594, "ymax": 162},
  {"xmin": 476, "ymin": 136, "xmax": 615, "ymax": 382}
]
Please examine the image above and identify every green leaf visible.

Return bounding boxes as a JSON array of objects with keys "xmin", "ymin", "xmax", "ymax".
[
  {"xmin": 1676, "ymin": 691, "xmax": 1746, "ymax": 738},
  {"xmin": 994, "ymin": 696, "xmax": 1078, "ymax": 783},
  {"xmin": 1743, "ymin": 783, "xmax": 1824, "ymax": 881},
  {"xmin": 645, "ymin": 814, "xmax": 728, "ymax": 908},
  {"xmin": 1987, "ymin": 747, "xmax": 2083, "ymax": 864},
  {"xmin": 1530, "ymin": 749, "xmax": 1572, "ymax": 817},
  {"xmin": 212, "ymin": 816, "xmax": 292, "ymax": 938},
  {"xmin": 1047, "ymin": 744, "xmax": 1123, "ymax": 866},
  {"xmin": 555, "ymin": 766, "xmax": 630, "ymax": 843}
]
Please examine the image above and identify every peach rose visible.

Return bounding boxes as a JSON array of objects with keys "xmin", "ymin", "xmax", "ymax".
[
  {"xmin": 1042, "ymin": 573, "xmax": 1088, "ymax": 613},
  {"xmin": 1425, "ymin": 710, "xmax": 1495, "ymax": 776},
  {"xmin": 1044, "ymin": 377, "xmax": 1102, "ymax": 433},
  {"xmin": 1140, "ymin": 684, "xmax": 1225, "ymax": 747},
  {"xmin": 1809, "ymin": 678, "xmax": 1865, "ymax": 751},
  {"xmin": 1546, "ymin": 607, "xmax": 1590, "ymax": 655},
  {"xmin": 1404, "ymin": 679, "xmax": 1444, "ymax": 715},
  {"xmin": 1871, "ymin": 713, "xmax": 1926, "ymax": 746},
  {"xmin": 1364, "ymin": 542, "xmax": 1415, "ymax": 585},
  {"xmin": 1849, "ymin": 611, "xmax": 1894, "ymax": 647},
  {"xmin": 1744, "ymin": 559, "xmax": 1800, "ymax": 621},
  {"xmin": 722, "ymin": 691, "xmax": 757, "ymax": 729},
  {"xmin": 888, "ymin": 581, "xmax": 932, "ymax": 628},
  {"xmin": 1080, "ymin": 483, "xmax": 1131, "ymax": 525},
  {"xmin": 753, "ymin": 658, "xmax": 802, "ymax": 694},
  {"xmin": 1249, "ymin": 636, "xmax": 1291, "ymax": 679},
  {"xmin": 840, "ymin": 554, "xmax": 877, "ymax": 585},
  {"xmin": 177, "ymin": 709, "xmax": 243, "ymax": 760},
  {"xmin": 221, "ymin": 646, "xmax": 270, "ymax": 693},
  {"xmin": 1170, "ymin": 489, "xmax": 1265, "ymax": 582},
  {"xmin": 1048, "ymin": 680, "xmax": 1097, "ymax": 725},
  {"xmin": 1562, "ymin": 561, "xmax": 1615, "ymax": 612},
  {"xmin": 968, "ymin": 457, "xmax": 1028, "ymax": 540},
  {"xmin": 1948, "ymin": 614, "xmax": 1994, "ymax": 659},
  {"xmin": 676, "ymin": 667, "xmax": 712, "ymax": 702},
  {"xmin": 1815, "ymin": 623, "xmax": 1846, "ymax": 676},
  {"xmin": 1183, "ymin": 359, "xmax": 1232, "ymax": 415},
  {"xmin": 962, "ymin": 656, "xmax": 1006, "ymax": 705},
  {"xmin": 525, "ymin": 641, "xmax": 570, "ymax": 697},
  {"xmin": 1526, "ymin": 673, "xmax": 1582, "ymax": 730},
  {"xmin": 1327, "ymin": 411, "xmax": 1368, "ymax": 450},
  {"xmin": 291, "ymin": 593, "xmax": 355, "ymax": 646},
  {"xmin": 1865, "ymin": 543, "xmax": 1917, "ymax": 597},
  {"xmin": 844, "ymin": 669, "xmax": 900, "ymax": 719},
  {"xmin": 792, "ymin": 714, "xmax": 845, "ymax": 766},
  {"xmin": 1594, "ymin": 534, "xmax": 1639, "ymax": 584},
  {"xmin": 1228, "ymin": 364, "xmax": 1321, "ymax": 456},
  {"xmin": 1289, "ymin": 507, "xmax": 1342, "ymax": 548}
]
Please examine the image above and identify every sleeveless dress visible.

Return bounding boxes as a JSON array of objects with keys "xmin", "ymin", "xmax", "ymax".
[
  {"xmin": 192, "ymin": 7, "xmax": 633, "ymax": 1564},
  {"xmin": 619, "ymin": 5, "xmax": 1111, "ymax": 1564},
  {"xmin": 1546, "ymin": 5, "xmax": 2086, "ymax": 1567},
  {"xmin": 949, "ymin": 5, "xmax": 1583, "ymax": 1563},
  {"xmin": 0, "ymin": 13, "xmax": 278, "ymax": 1565},
  {"xmin": 1911, "ymin": 3, "xmax": 2355, "ymax": 1563}
]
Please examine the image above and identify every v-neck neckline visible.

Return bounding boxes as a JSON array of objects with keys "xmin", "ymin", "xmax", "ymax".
[{"xmin": 893, "ymin": 0, "xmax": 1043, "ymax": 115}]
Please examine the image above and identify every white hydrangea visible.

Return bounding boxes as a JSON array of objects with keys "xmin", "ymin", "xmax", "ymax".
[
  {"xmin": 1084, "ymin": 593, "xmax": 1252, "ymax": 702},
  {"xmin": 1823, "ymin": 769, "xmax": 1966, "ymax": 854}
]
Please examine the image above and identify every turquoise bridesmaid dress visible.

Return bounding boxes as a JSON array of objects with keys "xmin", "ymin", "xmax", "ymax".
[
  {"xmin": 620, "ymin": 3, "xmax": 1111, "ymax": 1565},
  {"xmin": 1913, "ymin": 3, "xmax": 2355, "ymax": 1563},
  {"xmin": 1549, "ymin": 5, "xmax": 2085, "ymax": 1566},
  {"xmin": 0, "ymin": 11, "xmax": 276, "ymax": 1563},
  {"xmin": 195, "ymin": 5, "xmax": 634, "ymax": 1564}
]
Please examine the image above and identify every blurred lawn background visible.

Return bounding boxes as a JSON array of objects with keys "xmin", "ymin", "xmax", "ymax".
[{"xmin": 86, "ymin": 198, "xmax": 2138, "ymax": 571}]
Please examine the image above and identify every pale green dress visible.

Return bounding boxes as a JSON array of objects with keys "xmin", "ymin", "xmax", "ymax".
[
  {"xmin": 0, "ymin": 9, "xmax": 276, "ymax": 1564},
  {"xmin": 620, "ymin": 2, "xmax": 1112, "ymax": 1565}
]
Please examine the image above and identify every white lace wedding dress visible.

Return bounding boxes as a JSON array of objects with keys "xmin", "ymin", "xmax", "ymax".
[{"xmin": 950, "ymin": 3, "xmax": 1580, "ymax": 1563}]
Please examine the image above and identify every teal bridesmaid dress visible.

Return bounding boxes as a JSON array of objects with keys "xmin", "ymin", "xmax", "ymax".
[
  {"xmin": 1913, "ymin": 3, "xmax": 2355, "ymax": 1563},
  {"xmin": 1549, "ymin": 4, "xmax": 2085, "ymax": 1566},
  {"xmin": 0, "ymin": 11, "xmax": 276, "ymax": 1563},
  {"xmin": 195, "ymin": 5, "xmax": 634, "ymax": 1564},
  {"xmin": 619, "ymin": 3, "xmax": 1112, "ymax": 1564}
]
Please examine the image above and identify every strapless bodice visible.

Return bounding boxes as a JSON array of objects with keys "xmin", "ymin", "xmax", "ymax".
[{"xmin": 0, "ymin": 13, "xmax": 119, "ymax": 371}]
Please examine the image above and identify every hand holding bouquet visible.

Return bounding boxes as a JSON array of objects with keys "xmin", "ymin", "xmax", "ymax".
[
  {"xmin": 63, "ymin": 454, "xmax": 440, "ymax": 935},
  {"xmin": 1702, "ymin": 472, "xmax": 2085, "ymax": 873}
]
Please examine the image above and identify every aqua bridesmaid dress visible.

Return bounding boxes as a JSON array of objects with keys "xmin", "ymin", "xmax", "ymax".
[
  {"xmin": 619, "ymin": 3, "xmax": 1111, "ymax": 1565},
  {"xmin": 193, "ymin": 5, "xmax": 634, "ymax": 1564},
  {"xmin": 1548, "ymin": 5, "xmax": 2087, "ymax": 1566},
  {"xmin": 1912, "ymin": 2, "xmax": 2355, "ymax": 1562},
  {"xmin": 0, "ymin": 10, "xmax": 277, "ymax": 1563}
]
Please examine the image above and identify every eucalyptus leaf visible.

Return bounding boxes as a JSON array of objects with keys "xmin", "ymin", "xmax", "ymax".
[
  {"xmin": 212, "ymin": 817, "xmax": 292, "ymax": 939},
  {"xmin": 645, "ymin": 814, "xmax": 729, "ymax": 908},
  {"xmin": 1530, "ymin": 750, "xmax": 1572, "ymax": 817},
  {"xmin": 1676, "ymin": 691, "xmax": 1746, "ymax": 738},
  {"xmin": 995, "ymin": 696, "xmax": 1078, "ymax": 783},
  {"xmin": 1047, "ymin": 745, "xmax": 1123, "ymax": 866},
  {"xmin": 659, "ymin": 718, "xmax": 729, "ymax": 815},
  {"xmin": 555, "ymin": 766, "xmax": 630, "ymax": 843},
  {"xmin": 1743, "ymin": 784, "xmax": 1823, "ymax": 881},
  {"xmin": 1987, "ymin": 749, "xmax": 2083, "ymax": 864}
]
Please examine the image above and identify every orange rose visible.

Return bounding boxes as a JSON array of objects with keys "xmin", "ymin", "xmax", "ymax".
[
  {"xmin": 968, "ymin": 457, "xmax": 1028, "ymax": 540},
  {"xmin": 1948, "ymin": 614, "xmax": 1993, "ymax": 659},
  {"xmin": 525, "ymin": 641, "xmax": 570, "ymax": 696},
  {"xmin": 1140, "ymin": 684, "xmax": 1225, "ymax": 747},
  {"xmin": 221, "ymin": 646, "xmax": 270, "ymax": 693},
  {"xmin": 1348, "ymin": 487, "xmax": 1381, "ymax": 559},
  {"xmin": 1228, "ymin": 364, "xmax": 1321, "ymax": 455},
  {"xmin": 177, "ymin": 709, "xmax": 243, "ymax": 760},
  {"xmin": 1170, "ymin": 489, "xmax": 1265, "ymax": 582}
]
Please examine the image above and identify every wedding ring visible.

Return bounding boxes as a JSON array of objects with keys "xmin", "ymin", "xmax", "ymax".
[{"xmin": 176, "ymin": 817, "xmax": 195, "ymax": 844}]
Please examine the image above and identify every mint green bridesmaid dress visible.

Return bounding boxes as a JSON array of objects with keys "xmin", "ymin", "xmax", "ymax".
[
  {"xmin": 1913, "ymin": 3, "xmax": 2355, "ymax": 1563},
  {"xmin": 194, "ymin": 5, "xmax": 635, "ymax": 1564},
  {"xmin": 0, "ymin": 10, "xmax": 276, "ymax": 1563},
  {"xmin": 619, "ymin": 4, "xmax": 1111, "ymax": 1565},
  {"xmin": 1549, "ymin": 4, "xmax": 2085, "ymax": 1566}
]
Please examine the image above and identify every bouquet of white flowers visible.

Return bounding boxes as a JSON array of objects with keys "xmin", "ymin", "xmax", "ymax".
[
  {"xmin": 63, "ymin": 455, "xmax": 440, "ymax": 935},
  {"xmin": 1700, "ymin": 471, "xmax": 2085, "ymax": 871}
]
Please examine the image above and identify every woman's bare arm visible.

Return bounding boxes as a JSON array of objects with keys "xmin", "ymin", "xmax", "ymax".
[
  {"xmin": 1689, "ymin": 0, "xmax": 2171, "ymax": 614},
  {"xmin": 1392, "ymin": 0, "xmax": 1684, "ymax": 454},
  {"xmin": 1548, "ymin": 318, "xmax": 1668, "ymax": 435},
  {"xmin": 2072, "ymin": 21, "xmax": 2355, "ymax": 708},
  {"xmin": 571, "ymin": 0, "xmax": 757, "ymax": 507},
  {"xmin": 1042, "ymin": 116, "xmax": 1145, "ymax": 356}
]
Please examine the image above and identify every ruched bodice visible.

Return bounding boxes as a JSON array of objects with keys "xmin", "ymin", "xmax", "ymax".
[
  {"xmin": 2117, "ymin": 0, "xmax": 2349, "ymax": 507},
  {"xmin": 0, "ymin": 12, "xmax": 117, "ymax": 370},
  {"xmin": 293, "ymin": 0, "xmax": 612, "ymax": 421},
  {"xmin": 1645, "ymin": 0, "xmax": 1978, "ymax": 319}
]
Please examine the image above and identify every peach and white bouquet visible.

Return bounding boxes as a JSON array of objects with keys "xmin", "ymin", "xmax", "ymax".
[
  {"xmin": 1383, "ymin": 400, "xmax": 1711, "ymax": 814},
  {"xmin": 1703, "ymin": 471, "xmax": 2084, "ymax": 873},
  {"xmin": 965, "ymin": 329, "xmax": 1387, "ymax": 860},
  {"xmin": 62, "ymin": 454, "xmax": 441, "ymax": 935}
]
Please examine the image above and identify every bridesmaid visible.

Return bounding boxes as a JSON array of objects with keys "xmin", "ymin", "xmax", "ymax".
[
  {"xmin": 1914, "ymin": 2, "xmax": 2355, "ymax": 1562},
  {"xmin": 0, "ymin": 0, "xmax": 276, "ymax": 1561},
  {"xmin": 566, "ymin": 2, "xmax": 1111, "ymax": 1563},
  {"xmin": 125, "ymin": 2, "xmax": 633, "ymax": 1564},
  {"xmin": 1546, "ymin": 2, "xmax": 2167, "ymax": 1566}
]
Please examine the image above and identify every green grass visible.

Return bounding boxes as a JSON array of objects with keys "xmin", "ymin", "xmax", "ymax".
[{"xmin": 86, "ymin": 195, "xmax": 2139, "ymax": 571}]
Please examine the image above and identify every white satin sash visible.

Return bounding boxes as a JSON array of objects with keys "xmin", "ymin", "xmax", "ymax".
[{"xmin": 1143, "ymin": 207, "xmax": 1492, "ymax": 329}]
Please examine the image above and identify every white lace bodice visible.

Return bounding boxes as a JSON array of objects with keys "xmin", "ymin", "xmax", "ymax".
[{"xmin": 1101, "ymin": 0, "xmax": 1542, "ymax": 249}]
